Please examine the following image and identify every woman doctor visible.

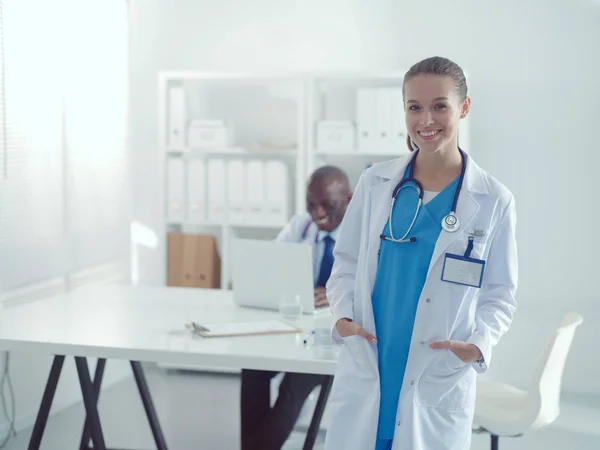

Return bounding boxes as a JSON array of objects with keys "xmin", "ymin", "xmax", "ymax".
[{"xmin": 324, "ymin": 56, "xmax": 518, "ymax": 450}]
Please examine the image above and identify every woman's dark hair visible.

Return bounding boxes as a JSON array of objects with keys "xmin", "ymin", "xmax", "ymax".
[{"xmin": 403, "ymin": 56, "xmax": 467, "ymax": 151}]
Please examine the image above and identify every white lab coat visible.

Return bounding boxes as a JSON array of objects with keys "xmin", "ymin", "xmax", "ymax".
[
  {"xmin": 276, "ymin": 212, "xmax": 318, "ymax": 245},
  {"xmin": 324, "ymin": 152, "xmax": 518, "ymax": 450}
]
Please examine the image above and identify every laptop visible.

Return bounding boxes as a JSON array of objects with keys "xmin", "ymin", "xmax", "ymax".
[{"xmin": 231, "ymin": 238, "xmax": 324, "ymax": 315}]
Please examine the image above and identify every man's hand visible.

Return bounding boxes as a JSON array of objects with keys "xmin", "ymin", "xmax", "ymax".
[
  {"xmin": 314, "ymin": 287, "xmax": 329, "ymax": 307},
  {"xmin": 429, "ymin": 340, "xmax": 482, "ymax": 363},
  {"xmin": 335, "ymin": 318, "xmax": 377, "ymax": 344}
]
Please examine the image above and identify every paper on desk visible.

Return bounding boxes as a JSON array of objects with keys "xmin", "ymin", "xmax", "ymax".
[{"xmin": 191, "ymin": 320, "xmax": 301, "ymax": 338}]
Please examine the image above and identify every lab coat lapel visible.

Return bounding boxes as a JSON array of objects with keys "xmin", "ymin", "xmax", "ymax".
[
  {"xmin": 427, "ymin": 155, "xmax": 488, "ymax": 275},
  {"xmin": 367, "ymin": 181, "xmax": 394, "ymax": 288},
  {"xmin": 427, "ymin": 191, "xmax": 479, "ymax": 274},
  {"xmin": 367, "ymin": 155, "xmax": 415, "ymax": 288}
]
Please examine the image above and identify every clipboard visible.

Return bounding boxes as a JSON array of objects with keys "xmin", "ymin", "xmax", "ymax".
[{"xmin": 185, "ymin": 320, "xmax": 302, "ymax": 338}]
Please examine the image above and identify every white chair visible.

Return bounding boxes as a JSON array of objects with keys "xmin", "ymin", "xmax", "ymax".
[{"xmin": 473, "ymin": 312, "xmax": 583, "ymax": 450}]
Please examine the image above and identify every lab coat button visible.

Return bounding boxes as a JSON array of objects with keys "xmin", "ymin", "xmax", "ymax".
[
  {"xmin": 420, "ymin": 341, "xmax": 425, "ymax": 345},
  {"xmin": 425, "ymin": 298, "xmax": 431, "ymax": 303},
  {"xmin": 397, "ymin": 421, "xmax": 401, "ymax": 426},
  {"xmin": 410, "ymin": 380, "xmax": 415, "ymax": 386}
]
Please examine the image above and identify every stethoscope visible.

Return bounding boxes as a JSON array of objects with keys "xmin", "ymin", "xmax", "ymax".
[
  {"xmin": 382, "ymin": 148, "xmax": 467, "ymax": 244},
  {"xmin": 301, "ymin": 219, "xmax": 321, "ymax": 243}
]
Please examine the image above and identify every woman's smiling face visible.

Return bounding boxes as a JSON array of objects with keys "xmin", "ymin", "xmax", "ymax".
[{"xmin": 404, "ymin": 74, "xmax": 470, "ymax": 154}]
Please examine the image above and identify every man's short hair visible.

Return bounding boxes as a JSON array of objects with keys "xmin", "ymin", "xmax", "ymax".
[{"xmin": 309, "ymin": 165, "xmax": 350, "ymax": 189}]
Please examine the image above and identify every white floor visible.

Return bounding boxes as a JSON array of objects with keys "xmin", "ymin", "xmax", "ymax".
[{"xmin": 3, "ymin": 364, "xmax": 600, "ymax": 449}]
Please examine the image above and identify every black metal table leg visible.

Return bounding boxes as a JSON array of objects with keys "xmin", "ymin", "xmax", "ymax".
[
  {"xmin": 28, "ymin": 355, "xmax": 65, "ymax": 450},
  {"xmin": 491, "ymin": 434, "xmax": 499, "ymax": 450},
  {"xmin": 302, "ymin": 375, "xmax": 334, "ymax": 450},
  {"xmin": 79, "ymin": 358, "xmax": 107, "ymax": 450},
  {"xmin": 130, "ymin": 361, "xmax": 168, "ymax": 450},
  {"xmin": 75, "ymin": 357, "xmax": 107, "ymax": 450}
]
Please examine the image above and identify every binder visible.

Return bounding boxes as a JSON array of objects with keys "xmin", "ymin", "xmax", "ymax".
[
  {"xmin": 356, "ymin": 88, "xmax": 377, "ymax": 153},
  {"xmin": 264, "ymin": 160, "xmax": 288, "ymax": 225},
  {"xmin": 187, "ymin": 159, "xmax": 206, "ymax": 223},
  {"xmin": 375, "ymin": 88, "xmax": 393, "ymax": 153},
  {"xmin": 245, "ymin": 159, "xmax": 264, "ymax": 224},
  {"xmin": 207, "ymin": 159, "xmax": 226, "ymax": 223},
  {"xmin": 168, "ymin": 87, "xmax": 185, "ymax": 150},
  {"xmin": 227, "ymin": 159, "xmax": 245, "ymax": 223},
  {"xmin": 389, "ymin": 88, "xmax": 407, "ymax": 152},
  {"xmin": 166, "ymin": 158, "xmax": 185, "ymax": 223}
]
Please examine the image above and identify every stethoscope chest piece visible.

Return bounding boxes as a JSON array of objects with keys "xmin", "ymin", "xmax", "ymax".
[{"xmin": 442, "ymin": 213, "xmax": 460, "ymax": 233}]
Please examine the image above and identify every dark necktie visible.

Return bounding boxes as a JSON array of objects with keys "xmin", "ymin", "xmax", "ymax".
[{"xmin": 316, "ymin": 235, "xmax": 335, "ymax": 288}]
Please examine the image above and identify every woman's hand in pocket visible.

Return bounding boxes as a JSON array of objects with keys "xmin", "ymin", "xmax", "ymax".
[
  {"xmin": 429, "ymin": 340, "xmax": 482, "ymax": 363},
  {"xmin": 335, "ymin": 318, "xmax": 377, "ymax": 344}
]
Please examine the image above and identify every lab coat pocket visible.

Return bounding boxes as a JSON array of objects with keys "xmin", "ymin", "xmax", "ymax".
[
  {"xmin": 338, "ymin": 335, "xmax": 376, "ymax": 394},
  {"xmin": 445, "ymin": 348, "xmax": 468, "ymax": 372},
  {"xmin": 448, "ymin": 238, "xmax": 487, "ymax": 259},
  {"xmin": 416, "ymin": 351, "xmax": 475, "ymax": 411}
]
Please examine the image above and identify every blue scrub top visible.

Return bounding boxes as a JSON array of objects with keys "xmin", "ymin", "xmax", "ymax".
[{"xmin": 372, "ymin": 166, "xmax": 459, "ymax": 439}]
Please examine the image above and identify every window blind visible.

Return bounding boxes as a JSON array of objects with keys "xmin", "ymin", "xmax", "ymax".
[{"xmin": 0, "ymin": 0, "xmax": 130, "ymax": 294}]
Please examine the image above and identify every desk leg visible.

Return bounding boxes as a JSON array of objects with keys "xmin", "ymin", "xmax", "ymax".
[
  {"xmin": 75, "ymin": 356, "xmax": 107, "ymax": 450},
  {"xmin": 79, "ymin": 358, "xmax": 106, "ymax": 450},
  {"xmin": 130, "ymin": 361, "xmax": 168, "ymax": 450},
  {"xmin": 302, "ymin": 375, "xmax": 333, "ymax": 450},
  {"xmin": 28, "ymin": 355, "xmax": 65, "ymax": 450}
]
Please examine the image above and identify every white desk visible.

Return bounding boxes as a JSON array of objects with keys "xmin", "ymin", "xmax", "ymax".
[{"xmin": 0, "ymin": 285, "xmax": 338, "ymax": 450}]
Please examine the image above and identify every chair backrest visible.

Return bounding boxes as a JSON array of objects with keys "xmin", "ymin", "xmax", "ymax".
[{"xmin": 526, "ymin": 312, "xmax": 583, "ymax": 429}]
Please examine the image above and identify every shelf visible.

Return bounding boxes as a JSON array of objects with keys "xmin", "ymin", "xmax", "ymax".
[
  {"xmin": 229, "ymin": 222, "xmax": 286, "ymax": 229},
  {"xmin": 159, "ymin": 70, "xmax": 405, "ymax": 83},
  {"xmin": 166, "ymin": 221, "xmax": 223, "ymax": 227},
  {"xmin": 160, "ymin": 71, "xmax": 303, "ymax": 82},
  {"xmin": 315, "ymin": 150, "xmax": 409, "ymax": 157},
  {"xmin": 309, "ymin": 70, "xmax": 407, "ymax": 81},
  {"xmin": 166, "ymin": 221, "xmax": 285, "ymax": 230},
  {"xmin": 166, "ymin": 147, "xmax": 297, "ymax": 159}
]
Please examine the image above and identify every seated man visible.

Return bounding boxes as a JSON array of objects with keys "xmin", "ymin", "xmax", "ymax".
[{"xmin": 240, "ymin": 165, "xmax": 352, "ymax": 450}]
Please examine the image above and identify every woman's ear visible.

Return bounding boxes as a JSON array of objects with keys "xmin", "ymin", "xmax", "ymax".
[{"xmin": 460, "ymin": 96, "xmax": 471, "ymax": 119}]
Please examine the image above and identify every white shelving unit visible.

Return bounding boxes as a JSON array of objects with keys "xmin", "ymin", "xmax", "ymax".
[
  {"xmin": 159, "ymin": 70, "xmax": 472, "ymax": 291},
  {"xmin": 159, "ymin": 72, "xmax": 306, "ymax": 290}
]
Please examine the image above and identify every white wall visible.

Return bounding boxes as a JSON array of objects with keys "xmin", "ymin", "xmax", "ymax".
[{"xmin": 129, "ymin": 0, "xmax": 600, "ymax": 393}]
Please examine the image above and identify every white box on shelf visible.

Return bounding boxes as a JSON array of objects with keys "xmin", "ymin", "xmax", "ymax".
[
  {"xmin": 356, "ymin": 88, "xmax": 377, "ymax": 153},
  {"xmin": 245, "ymin": 160, "xmax": 265, "ymax": 225},
  {"xmin": 187, "ymin": 159, "xmax": 206, "ymax": 223},
  {"xmin": 188, "ymin": 119, "xmax": 232, "ymax": 149},
  {"xmin": 166, "ymin": 158, "xmax": 185, "ymax": 222},
  {"xmin": 207, "ymin": 159, "xmax": 226, "ymax": 223},
  {"xmin": 264, "ymin": 160, "xmax": 288, "ymax": 226},
  {"xmin": 316, "ymin": 121, "xmax": 355, "ymax": 152},
  {"xmin": 227, "ymin": 159, "xmax": 245, "ymax": 223},
  {"xmin": 168, "ymin": 87, "xmax": 185, "ymax": 150}
]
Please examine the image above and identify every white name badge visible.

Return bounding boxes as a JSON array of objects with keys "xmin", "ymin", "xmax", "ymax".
[{"xmin": 441, "ymin": 253, "xmax": 486, "ymax": 288}]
